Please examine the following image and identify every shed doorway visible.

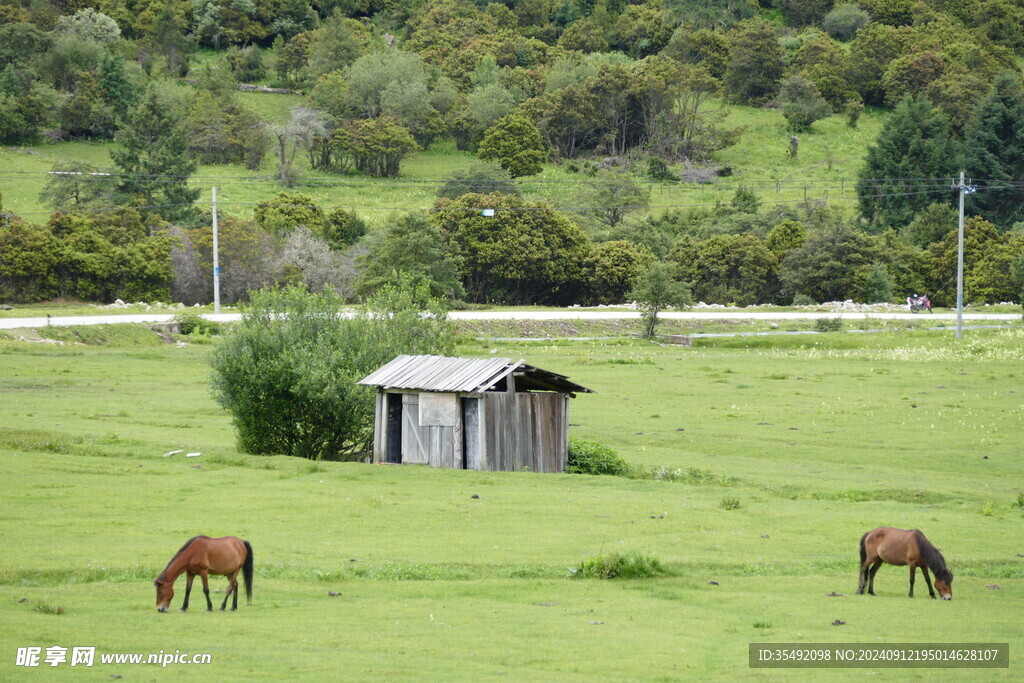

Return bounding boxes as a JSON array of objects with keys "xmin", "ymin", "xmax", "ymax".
[{"xmin": 385, "ymin": 393, "xmax": 403, "ymax": 464}]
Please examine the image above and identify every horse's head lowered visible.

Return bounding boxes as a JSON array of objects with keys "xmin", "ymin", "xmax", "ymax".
[
  {"xmin": 934, "ymin": 570, "xmax": 953, "ymax": 600},
  {"xmin": 154, "ymin": 578, "xmax": 174, "ymax": 612}
]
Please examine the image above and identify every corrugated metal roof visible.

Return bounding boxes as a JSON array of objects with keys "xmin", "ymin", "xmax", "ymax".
[{"xmin": 359, "ymin": 355, "xmax": 593, "ymax": 394}]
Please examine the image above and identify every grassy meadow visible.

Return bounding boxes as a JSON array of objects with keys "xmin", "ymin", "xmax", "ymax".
[
  {"xmin": 0, "ymin": 324, "xmax": 1022, "ymax": 679},
  {"xmin": 0, "ymin": 93, "xmax": 887, "ymax": 229}
]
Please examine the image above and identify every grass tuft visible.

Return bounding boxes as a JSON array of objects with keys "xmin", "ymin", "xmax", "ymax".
[
  {"xmin": 720, "ymin": 496, "xmax": 742, "ymax": 510},
  {"xmin": 30, "ymin": 600, "xmax": 64, "ymax": 615},
  {"xmin": 570, "ymin": 552, "xmax": 667, "ymax": 579}
]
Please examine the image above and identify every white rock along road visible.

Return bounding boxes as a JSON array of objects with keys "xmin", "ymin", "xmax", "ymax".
[{"xmin": 0, "ymin": 309, "xmax": 1019, "ymax": 330}]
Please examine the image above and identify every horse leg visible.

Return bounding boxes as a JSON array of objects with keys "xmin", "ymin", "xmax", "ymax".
[
  {"xmin": 200, "ymin": 571, "xmax": 213, "ymax": 611},
  {"xmin": 909, "ymin": 565, "xmax": 915, "ymax": 598},
  {"xmin": 920, "ymin": 566, "xmax": 936, "ymax": 599},
  {"xmin": 220, "ymin": 570, "xmax": 239, "ymax": 611},
  {"xmin": 219, "ymin": 580, "xmax": 234, "ymax": 611},
  {"xmin": 231, "ymin": 570, "xmax": 240, "ymax": 611},
  {"xmin": 181, "ymin": 573, "xmax": 195, "ymax": 612},
  {"xmin": 857, "ymin": 561, "xmax": 870, "ymax": 594},
  {"xmin": 867, "ymin": 560, "xmax": 883, "ymax": 596},
  {"xmin": 857, "ymin": 555, "xmax": 877, "ymax": 594}
]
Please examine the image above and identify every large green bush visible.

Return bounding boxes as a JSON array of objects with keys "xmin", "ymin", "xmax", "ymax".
[
  {"xmin": 210, "ymin": 281, "xmax": 454, "ymax": 461},
  {"xmin": 565, "ymin": 438, "xmax": 631, "ymax": 476}
]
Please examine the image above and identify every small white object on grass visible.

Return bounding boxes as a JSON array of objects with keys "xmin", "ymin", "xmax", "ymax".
[
  {"xmin": 185, "ymin": 452, "xmax": 202, "ymax": 458},
  {"xmin": 163, "ymin": 450, "xmax": 183, "ymax": 457}
]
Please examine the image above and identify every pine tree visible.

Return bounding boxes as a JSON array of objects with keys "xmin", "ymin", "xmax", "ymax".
[
  {"xmin": 857, "ymin": 96, "xmax": 963, "ymax": 229},
  {"xmin": 98, "ymin": 51, "xmax": 136, "ymax": 117},
  {"xmin": 111, "ymin": 85, "xmax": 199, "ymax": 220},
  {"xmin": 963, "ymin": 71, "xmax": 1024, "ymax": 229}
]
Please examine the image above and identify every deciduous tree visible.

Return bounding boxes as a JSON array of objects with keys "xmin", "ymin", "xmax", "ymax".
[
  {"xmin": 662, "ymin": 0, "xmax": 754, "ymax": 29},
  {"xmin": 847, "ymin": 22, "xmax": 907, "ymax": 106},
  {"xmin": 432, "ymin": 192, "xmax": 590, "ymax": 304},
  {"xmin": 779, "ymin": 223, "xmax": 880, "ymax": 302},
  {"xmin": 279, "ymin": 226, "xmax": 356, "ymax": 296},
  {"xmin": 927, "ymin": 216, "xmax": 1023, "ymax": 305},
  {"xmin": 477, "ymin": 114, "xmax": 547, "ymax": 178},
  {"xmin": 822, "ymin": 3, "xmax": 868, "ymax": 41},
  {"xmin": 354, "ymin": 212, "xmax": 465, "ymax": 301},
  {"xmin": 266, "ymin": 106, "xmax": 328, "ymax": 182},
  {"xmin": 779, "ymin": 74, "xmax": 832, "ymax": 131},
  {"xmin": 687, "ymin": 233, "xmax": 778, "ymax": 305},
  {"xmin": 437, "ymin": 163, "xmax": 520, "ymax": 200},
  {"xmin": 337, "ymin": 116, "xmax": 420, "ymax": 178},
  {"xmin": 582, "ymin": 240, "xmax": 655, "ymax": 305},
  {"xmin": 254, "ymin": 191, "xmax": 326, "ymax": 236},
  {"xmin": 577, "ymin": 171, "xmax": 651, "ymax": 228},
  {"xmin": 210, "ymin": 282, "xmax": 455, "ymax": 461},
  {"xmin": 0, "ymin": 219, "xmax": 59, "ymax": 302},
  {"xmin": 628, "ymin": 260, "xmax": 693, "ymax": 338},
  {"xmin": 723, "ymin": 19, "xmax": 784, "ymax": 106}
]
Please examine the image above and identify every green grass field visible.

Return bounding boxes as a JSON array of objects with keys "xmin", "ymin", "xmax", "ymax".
[{"xmin": 0, "ymin": 325, "xmax": 1021, "ymax": 679}]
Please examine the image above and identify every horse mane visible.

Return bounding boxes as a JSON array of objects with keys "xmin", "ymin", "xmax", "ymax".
[
  {"xmin": 914, "ymin": 530, "xmax": 952, "ymax": 582},
  {"xmin": 156, "ymin": 536, "xmax": 204, "ymax": 582}
]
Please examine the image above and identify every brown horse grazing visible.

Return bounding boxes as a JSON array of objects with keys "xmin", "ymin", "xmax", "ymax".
[
  {"xmin": 857, "ymin": 527, "xmax": 952, "ymax": 600},
  {"xmin": 155, "ymin": 536, "xmax": 253, "ymax": 612}
]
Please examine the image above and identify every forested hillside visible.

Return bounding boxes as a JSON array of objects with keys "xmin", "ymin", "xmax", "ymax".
[{"xmin": 1, "ymin": 0, "xmax": 1023, "ymax": 307}]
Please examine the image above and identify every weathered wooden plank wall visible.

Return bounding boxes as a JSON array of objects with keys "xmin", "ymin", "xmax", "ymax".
[
  {"xmin": 482, "ymin": 392, "xmax": 568, "ymax": 472},
  {"xmin": 374, "ymin": 389, "xmax": 570, "ymax": 472},
  {"xmin": 532, "ymin": 393, "xmax": 568, "ymax": 473}
]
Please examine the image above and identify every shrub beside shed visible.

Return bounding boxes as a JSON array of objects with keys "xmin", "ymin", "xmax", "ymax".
[{"xmin": 359, "ymin": 355, "xmax": 593, "ymax": 472}]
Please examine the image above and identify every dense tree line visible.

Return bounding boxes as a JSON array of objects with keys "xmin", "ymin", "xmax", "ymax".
[
  {"xmin": 5, "ymin": 0, "xmax": 1021, "ymax": 160},
  {"xmin": 2, "ymin": 0, "xmax": 1024, "ymax": 308},
  {"xmin": 5, "ymin": 176, "xmax": 1023, "ymax": 307},
  {"xmin": 0, "ymin": 209, "xmax": 173, "ymax": 302}
]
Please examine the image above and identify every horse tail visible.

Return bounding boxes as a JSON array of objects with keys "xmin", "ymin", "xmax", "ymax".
[
  {"xmin": 242, "ymin": 540, "xmax": 254, "ymax": 604},
  {"xmin": 859, "ymin": 532, "xmax": 868, "ymax": 566}
]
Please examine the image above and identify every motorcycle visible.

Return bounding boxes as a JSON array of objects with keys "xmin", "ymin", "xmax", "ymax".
[{"xmin": 907, "ymin": 295, "xmax": 932, "ymax": 313}]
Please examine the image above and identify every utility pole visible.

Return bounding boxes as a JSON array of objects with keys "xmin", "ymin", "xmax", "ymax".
[
  {"xmin": 212, "ymin": 186, "xmax": 221, "ymax": 315},
  {"xmin": 950, "ymin": 174, "xmax": 958, "ymax": 339},
  {"xmin": 953, "ymin": 172, "xmax": 976, "ymax": 340}
]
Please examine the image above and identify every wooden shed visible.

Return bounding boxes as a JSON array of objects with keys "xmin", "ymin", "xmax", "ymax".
[{"xmin": 359, "ymin": 355, "xmax": 593, "ymax": 472}]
